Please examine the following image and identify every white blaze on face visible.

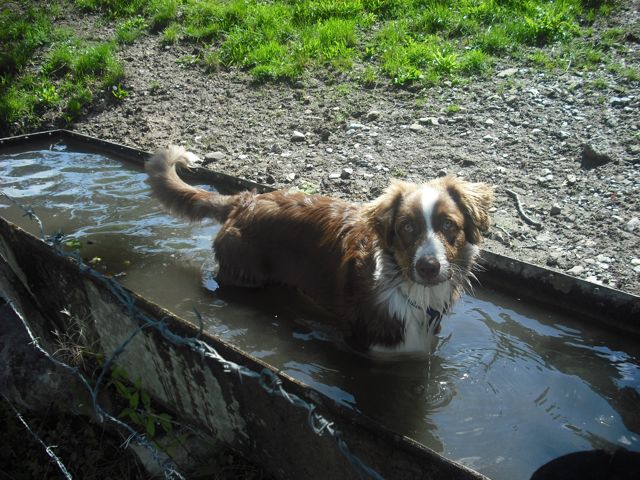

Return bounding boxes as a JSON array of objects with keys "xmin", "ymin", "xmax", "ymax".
[{"xmin": 416, "ymin": 186, "xmax": 449, "ymax": 280}]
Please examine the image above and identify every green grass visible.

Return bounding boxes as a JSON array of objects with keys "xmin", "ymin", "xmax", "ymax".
[
  {"xmin": 0, "ymin": 3, "xmax": 125, "ymax": 135},
  {"xmin": 1, "ymin": 0, "xmax": 632, "ymax": 134},
  {"xmin": 72, "ymin": 0, "xmax": 618, "ymax": 84},
  {"xmin": 116, "ymin": 16, "xmax": 149, "ymax": 43}
]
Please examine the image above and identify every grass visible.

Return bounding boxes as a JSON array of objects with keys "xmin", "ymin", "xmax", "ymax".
[
  {"xmin": 68, "ymin": 0, "xmax": 621, "ymax": 84},
  {"xmin": 0, "ymin": 2, "xmax": 125, "ymax": 135},
  {"xmin": 1, "ymin": 0, "xmax": 635, "ymax": 134}
]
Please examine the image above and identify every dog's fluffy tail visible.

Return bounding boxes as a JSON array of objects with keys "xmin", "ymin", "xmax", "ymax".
[{"xmin": 146, "ymin": 146, "xmax": 234, "ymax": 222}]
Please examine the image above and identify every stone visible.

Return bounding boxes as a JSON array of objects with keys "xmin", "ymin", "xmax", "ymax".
[
  {"xmin": 290, "ymin": 131, "xmax": 306, "ymax": 142},
  {"xmin": 610, "ymin": 96, "xmax": 632, "ymax": 107},
  {"xmin": 409, "ymin": 123, "xmax": 424, "ymax": 132},
  {"xmin": 366, "ymin": 110, "xmax": 381, "ymax": 121},
  {"xmin": 418, "ymin": 117, "xmax": 439, "ymax": 126},
  {"xmin": 546, "ymin": 254, "xmax": 560, "ymax": 267},
  {"xmin": 286, "ymin": 172, "xmax": 296, "ymax": 182},
  {"xmin": 596, "ymin": 254, "xmax": 613, "ymax": 263},
  {"xmin": 550, "ymin": 204, "xmax": 562, "ymax": 216},
  {"xmin": 329, "ymin": 172, "xmax": 341, "ymax": 180},
  {"xmin": 341, "ymin": 168, "xmax": 353, "ymax": 179},
  {"xmin": 497, "ymin": 68, "xmax": 518, "ymax": 78},
  {"xmin": 317, "ymin": 129, "xmax": 331, "ymax": 142},
  {"xmin": 203, "ymin": 151, "xmax": 225, "ymax": 164},
  {"xmin": 567, "ymin": 265, "xmax": 585, "ymax": 275},
  {"xmin": 270, "ymin": 144, "xmax": 282, "ymax": 154},
  {"xmin": 566, "ymin": 174, "xmax": 577, "ymax": 185},
  {"xmin": 627, "ymin": 217, "xmax": 640, "ymax": 232},
  {"xmin": 581, "ymin": 144, "xmax": 612, "ymax": 169}
]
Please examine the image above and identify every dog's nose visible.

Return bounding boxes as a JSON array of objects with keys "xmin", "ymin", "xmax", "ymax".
[{"xmin": 416, "ymin": 256, "xmax": 440, "ymax": 279}]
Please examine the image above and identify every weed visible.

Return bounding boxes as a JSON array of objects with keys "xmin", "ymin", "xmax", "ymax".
[
  {"xmin": 109, "ymin": 366, "xmax": 173, "ymax": 440},
  {"xmin": 608, "ymin": 63, "xmax": 640, "ymax": 82},
  {"xmin": 176, "ymin": 53, "xmax": 200, "ymax": 68},
  {"xmin": 161, "ymin": 22, "xmax": 181, "ymax": 44},
  {"xmin": 335, "ymin": 84, "xmax": 352, "ymax": 96},
  {"xmin": 146, "ymin": 0, "xmax": 180, "ymax": 29},
  {"xmin": 116, "ymin": 16, "xmax": 148, "ymax": 43},
  {"xmin": 111, "ymin": 83, "xmax": 129, "ymax": 100},
  {"xmin": 52, "ymin": 308, "xmax": 99, "ymax": 368},
  {"xmin": 358, "ymin": 65, "xmax": 378, "ymax": 88},
  {"xmin": 590, "ymin": 77, "xmax": 609, "ymax": 90},
  {"xmin": 528, "ymin": 50, "xmax": 558, "ymax": 70},
  {"xmin": 445, "ymin": 104, "xmax": 461, "ymax": 114},
  {"xmin": 75, "ymin": 0, "xmax": 147, "ymax": 18},
  {"xmin": 460, "ymin": 49, "xmax": 491, "ymax": 75},
  {"xmin": 298, "ymin": 181, "xmax": 319, "ymax": 195}
]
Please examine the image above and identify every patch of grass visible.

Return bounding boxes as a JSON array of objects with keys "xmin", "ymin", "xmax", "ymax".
[
  {"xmin": 0, "ymin": 4, "xmax": 124, "ymax": 135},
  {"xmin": 445, "ymin": 104, "xmax": 461, "ymax": 114},
  {"xmin": 72, "ymin": 0, "xmax": 621, "ymax": 86},
  {"xmin": 146, "ymin": 0, "xmax": 180, "ymax": 29},
  {"xmin": 358, "ymin": 65, "xmax": 378, "ymax": 88},
  {"xmin": 590, "ymin": 77, "xmax": 609, "ymax": 90},
  {"xmin": 608, "ymin": 63, "xmax": 640, "ymax": 82},
  {"xmin": 528, "ymin": 50, "xmax": 561, "ymax": 70},
  {"xmin": 75, "ymin": 0, "xmax": 147, "ymax": 18},
  {"xmin": 116, "ymin": 16, "xmax": 148, "ymax": 43},
  {"xmin": 161, "ymin": 22, "xmax": 181, "ymax": 44},
  {"xmin": 2, "ymin": 0, "xmax": 627, "ymax": 132},
  {"xmin": 0, "ymin": 7, "xmax": 52, "ymax": 75}
]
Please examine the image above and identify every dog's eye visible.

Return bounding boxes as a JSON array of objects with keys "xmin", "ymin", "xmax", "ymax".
[
  {"xmin": 401, "ymin": 222, "xmax": 414, "ymax": 233},
  {"xmin": 442, "ymin": 219, "xmax": 454, "ymax": 231}
]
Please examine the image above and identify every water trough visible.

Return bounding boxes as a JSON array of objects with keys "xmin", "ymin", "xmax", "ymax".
[{"xmin": 1, "ymin": 130, "xmax": 639, "ymax": 479}]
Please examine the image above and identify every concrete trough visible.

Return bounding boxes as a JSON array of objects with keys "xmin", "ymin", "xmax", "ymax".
[{"xmin": 1, "ymin": 130, "xmax": 639, "ymax": 479}]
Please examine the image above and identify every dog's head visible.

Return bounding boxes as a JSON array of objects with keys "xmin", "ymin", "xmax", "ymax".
[{"xmin": 366, "ymin": 177, "xmax": 494, "ymax": 286}]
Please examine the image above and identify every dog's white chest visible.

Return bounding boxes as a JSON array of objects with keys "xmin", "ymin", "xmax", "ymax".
[{"xmin": 371, "ymin": 282, "xmax": 451, "ymax": 356}]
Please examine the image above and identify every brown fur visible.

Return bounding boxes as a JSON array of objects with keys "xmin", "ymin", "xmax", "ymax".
[{"xmin": 146, "ymin": 146, "xmax": 493, "ymax": 352}]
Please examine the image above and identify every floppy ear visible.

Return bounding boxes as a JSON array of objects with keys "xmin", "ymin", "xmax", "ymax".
[
  {"xmin": 364, "ymin": 180, "xmax": 407, "ymax": 249},
  {"xmin": 443, "ymin": 177, "xmax": 494, "ymax": 244}
]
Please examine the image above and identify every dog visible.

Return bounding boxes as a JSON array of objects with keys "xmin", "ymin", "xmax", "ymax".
[{"xmin": 146, "ymin": 146, "xmax": 493, "ymax": 355}]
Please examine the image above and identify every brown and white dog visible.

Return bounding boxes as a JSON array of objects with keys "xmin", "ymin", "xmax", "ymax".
[{"xmin": 146, "ymin": 146, "xmax": 493, "ymax": 356}]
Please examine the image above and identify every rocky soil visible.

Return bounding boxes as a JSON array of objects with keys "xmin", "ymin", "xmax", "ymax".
[{"xmin": 65, "ymin": 4, "xmax": 639, "ymax": 296}]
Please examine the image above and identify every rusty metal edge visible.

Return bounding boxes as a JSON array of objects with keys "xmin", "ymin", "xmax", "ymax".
[
  {"xmin": 479, "ymin": 250, "xmax": 640, "ymax": 335},
  {"xmin": 2, "ymin": 129, "xmax": 638, "ymax": 336}
]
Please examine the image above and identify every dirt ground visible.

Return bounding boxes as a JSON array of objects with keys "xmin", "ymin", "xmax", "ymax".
[{"xmin": 65, "ymin": 3, "xmax": 640, "ymax": 297}]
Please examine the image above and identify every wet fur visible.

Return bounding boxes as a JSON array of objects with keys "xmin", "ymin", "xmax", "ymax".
[{"xmin": 146, "ymin": 146, "xmax": 493, "ymax": 354}]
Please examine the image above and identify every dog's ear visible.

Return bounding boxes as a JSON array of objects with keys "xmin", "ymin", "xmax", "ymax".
[
  {"xmin": 443, "ymin": 177, "xmax": 494, "ymax": 244},
  {"xmin": 364, "ymin": 180, "xmax": 407, "ymax": 249}
]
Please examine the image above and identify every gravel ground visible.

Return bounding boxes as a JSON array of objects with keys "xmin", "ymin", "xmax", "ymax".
[{"xmin": 64, "ymin": 3, "xmax": 640, "ymax": 296}]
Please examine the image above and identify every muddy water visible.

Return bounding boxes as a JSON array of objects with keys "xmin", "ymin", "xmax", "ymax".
[{"xmin": 1, "ymin": 146, "xmax": 639, "ymax": 479}]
